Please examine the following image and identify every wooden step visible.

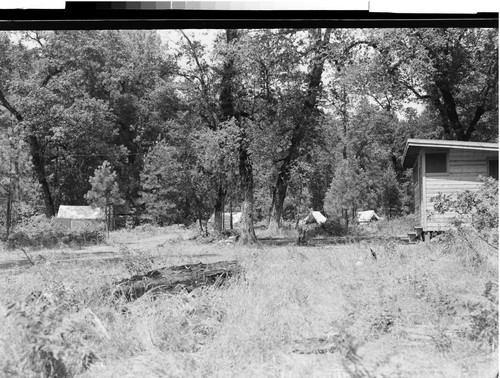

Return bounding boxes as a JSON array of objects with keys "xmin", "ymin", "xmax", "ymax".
[{"xmin": 407, "ymin": 232, "xmax": 418, "ymax": 242}]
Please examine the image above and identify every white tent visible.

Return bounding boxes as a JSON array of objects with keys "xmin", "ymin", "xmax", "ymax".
[
  {"xmin": 299, "ymin": 211, "xmax": 327, "ymax": 225},
  {"xmin": 54, "ymin": 205, "xmax": 105, "ymax": 231},
  {"xmin": 207, "ymin": 212, "xmax": 242, "ymax": 229},
  {"xmin": 357, "ymin": 210, "xmax": 382, "ymax": 224},
  {"xmin": 57, "ymin": 205, "xmax": 104, "ymax": 219}
]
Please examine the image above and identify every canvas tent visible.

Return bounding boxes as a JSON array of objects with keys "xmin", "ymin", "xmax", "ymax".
[
  {"xmin": 207, "ymin": 212, "xmax": 242, "ymax": 230},
  {"xmin": 299, "ymin": 211, "xmax": 327, "ymax": 225},
  {"xmin": 357, "ymin": 210, "xmax": 382, "ymax": 224},
  {"xmin": 54, "ymin": 205, "xmax": 105, "ymax": 231}
]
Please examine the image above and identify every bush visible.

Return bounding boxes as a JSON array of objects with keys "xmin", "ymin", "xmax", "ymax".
[
  {"xmin": 2, "ymin": 288, "xmax": 96, "ymax": 377},
  {"xmin": 321, "ymin": 218, "xmax": 349, "ymax": 236},
  {"xmin": 433, "ymin": 177, "xmax": 498, "ymax": 232},
  {"xmin": 4, "ymin": 215, "xmax": 104, "ymax": 250}
]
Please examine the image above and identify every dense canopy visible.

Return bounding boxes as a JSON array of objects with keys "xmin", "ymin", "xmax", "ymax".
[{"xmin": 0, "ymin": 28, "xmax": 497, "ymax": 242}]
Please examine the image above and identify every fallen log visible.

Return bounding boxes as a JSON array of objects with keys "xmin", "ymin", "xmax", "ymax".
[{"xmin": 113, "ymin": 260, "xmax": 242, "ymax": 301}]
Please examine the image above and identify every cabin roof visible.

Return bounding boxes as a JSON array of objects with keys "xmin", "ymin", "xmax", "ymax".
[{"xmin": 403, "ymin": 139, "xmax": 499, "ymax": 168}]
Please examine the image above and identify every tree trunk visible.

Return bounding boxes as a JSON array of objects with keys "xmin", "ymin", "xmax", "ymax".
[
  {"xmin": 28, "ymin": 135, "xmax": 56, "ymax": 217},
  {"xmin": 219, "ymin": 29, "xmax": 257, "ymax": 244},
  {"xmin": 229, "ymin": 201, "xmax": 233, "ymax": 229},
  {"xmin": 213, "ymin": 186, "xmax": 225, "ymax": 233},
  {"xmin": 268, "ymin": 173, "xmax": 288, "ymax": 234},
  {"xmin": 438, "ymin": 83, "xmax": 468, "ymax": 141},
  {"xmin": 5, "ymin": 185, "xmax": 12, "ymax": 240},
  {"xmin": 0, "ymin": 88, "xmax": 56, "ymax": 218},
  {"xmin": 238, "ymin": 130, "xmax": 257, "ymax": 244},
  {"xmin": 113, "ymin": 260, "xmax": 242, "ymax": 301}
]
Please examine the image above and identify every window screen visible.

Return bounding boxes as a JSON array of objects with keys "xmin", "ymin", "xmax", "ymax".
[
  {"xmin": 425, "ymin": 153, "xmax": 447, "ymax": 173},
  {"xmin": 489, "ymin": 159, "xmax": 498, "ymax": 180}
]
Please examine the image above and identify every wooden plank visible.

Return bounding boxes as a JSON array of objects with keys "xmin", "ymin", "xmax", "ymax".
[
  {"xmin": 449, "ymin": 155, "xmax": 488, "ymax": 161},
  {"xmin": 448, "ymin": 167, "xmax": 487, "ymax": 173},
  {"xmin": 426, "ymin": 189, "xmax": 481, "ymax": 196},
  {"xmin": 421, "ymin": 151, "xmax": 427, "ymax": 229},
  {"xmin": 448, "ymin": 161, "xmax": 487, "ymax": 166},
  {"xmin": 428, "ymin": 175, "xmax": 484, "ymax": 181},
  {"xmin": 426, "ymin": 183, "xmax": 482, "ymax": 189},
  {"xmin": 426, "ymin": 180, "xmax": 482, "ymax": 188},
  {"xmin": 427, "ymin": 212, "xmax": 459, "ymax": 219}
]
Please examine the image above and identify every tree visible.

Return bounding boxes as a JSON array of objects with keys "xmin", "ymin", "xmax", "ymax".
[
  {"xmin": 323, "ymin": 158, "xmax": 362, "ymax": 226},
  {"xmin": 85, "ymin": 161, "xmax": 124, "ymax": 234},
  {"xmin": 139, "ymin": 135, "xmax": 215, "ymax": 227},
  {"xmin": 216, "ymin": 29, "xmax": 257, "ymax": 244},
  {"xmin": 0, "ymin": 122, "xmax": 40, "ymax": 238},
  {"xmin": 0, "ymin": 30, "xmax": 177, "ymax": 218},
  {"xmin": 369, "ymin": 28, "xmax": 498, "ymax": 142},
  {"xmin": 175, "ymin": 30, "xmax": 229, "ymax": 233},
  {"xmin": 264, "ymin": 28, "xmax": 333, "ymax": 232}
]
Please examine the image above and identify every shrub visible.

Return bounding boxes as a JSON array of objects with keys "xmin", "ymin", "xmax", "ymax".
[
  {"xmin": 321, "ymin": 218, "xmax": 349, "ymax": 236},
  {"xmin": 4, "ymin": 215, "xmax": 104, "ymax": 250},
  {"xmin": 467, "ymin": 281, "xmax": 499, "ymax": 350},
  {"xmin": 433, "ymin": 177, "xmax": 498, "ymax": 233},
  {"xmin": 2, "ymin": 288, "xmax": 96, "ymax": 377}
]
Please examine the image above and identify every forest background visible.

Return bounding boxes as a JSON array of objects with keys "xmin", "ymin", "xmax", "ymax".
[{"xmin": 0, "ymin": 28, "xmax": 498, "ymax": 243}]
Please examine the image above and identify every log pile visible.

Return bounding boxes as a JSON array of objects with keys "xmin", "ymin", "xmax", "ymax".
[{"xmin": 113, "ymin": 260, "xmax": 242, "ymax": 301}]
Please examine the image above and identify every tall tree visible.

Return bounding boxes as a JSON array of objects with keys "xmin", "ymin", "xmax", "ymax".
[
  {"xmin": 85, "ymin": 161, "xmax": 124, "ymax": 234},
  {"xmin": 0, "ymin": 30, "xmax": 176, "ymax": 218},
  {"xmin": 267, "ymin": 28, "xmax": 332, "ymax": 232},
  {"xmin": 370, "ymin": 28, "xmax": 498, "ymax": 141},
  {"xmin": 217, "ymin": 29, "xmax": 257, "ymax": 243},
  {"xmin": 176, "ymin": 30, "xmax": 229, "ymax": 233}
]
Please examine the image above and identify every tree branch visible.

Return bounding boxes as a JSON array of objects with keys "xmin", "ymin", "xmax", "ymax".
[
  {"xmin": 0, "ymin": 88, "xmax": 23, "ymax": 122},
  {"xmin": 40, "ymin": 66, "xmax": 63, "ymax": 87},
  {"xmin": 401, "ymin": 81, "xmax": 432, "ymax": 100}
]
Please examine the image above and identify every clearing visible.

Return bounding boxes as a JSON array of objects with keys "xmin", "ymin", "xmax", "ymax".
[{"xmin": 0, "ymin": 226, "xmax": 497, "ymax": 377}]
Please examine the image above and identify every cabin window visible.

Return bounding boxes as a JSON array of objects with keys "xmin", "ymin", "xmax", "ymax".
[
  {"xmin": 488, "ymin": 159, "xmax": 498, "ymax": 180},
  {"xmin": 426, "ymin": 153, "xmax": 447, "ymax": 173}
]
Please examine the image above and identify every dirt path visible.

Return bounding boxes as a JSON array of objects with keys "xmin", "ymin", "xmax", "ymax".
[{"xmin": 0, "ymin": 231, "xmax": 195, "ymax": 270}]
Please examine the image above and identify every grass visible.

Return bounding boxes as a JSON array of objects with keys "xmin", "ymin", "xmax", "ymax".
[{"xmin": 0, "ymin": 225, "xmax": 497, "ymax": 377}]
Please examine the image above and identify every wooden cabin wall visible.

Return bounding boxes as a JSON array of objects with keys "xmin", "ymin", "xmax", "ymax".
[
  {"xmin": 413, "ymin": 154, "xmax": 422, "ymax": 228},
  {"xmin": 424, "ymin": 149, "xmax": 493, "ymax": 231}
]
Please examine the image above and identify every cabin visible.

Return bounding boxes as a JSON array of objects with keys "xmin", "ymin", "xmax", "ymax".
[{"xmin": 402, "ymin": 139, "xmax": 498, "ymax": 240}]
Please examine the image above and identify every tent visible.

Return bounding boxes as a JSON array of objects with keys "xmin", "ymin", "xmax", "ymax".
[
  {"xmin": 54, "ymin": 205, "xmax": 105, "ymax": 231},
  {"xmin": 357, "ymin": 210, "xmax": 382, "ymax": 224},
  {"xmin": 299, "ymin": 211, "xmax": 327, "ymax": 225},
  {"xmin": 207, "ymin": 212, "xmax": 242, "ymax": 229}
]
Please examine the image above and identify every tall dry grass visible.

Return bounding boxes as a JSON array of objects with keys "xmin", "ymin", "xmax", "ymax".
[{"xmin": 0, "ymin": 228, "xmax": 497, "ymax": 377}]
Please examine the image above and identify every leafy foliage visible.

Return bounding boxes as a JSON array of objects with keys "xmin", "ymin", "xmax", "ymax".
[
  {"xmin": 85, "ymin": 161, "xmax": 124, "ymax": 233},
  {"xmin": 3, "ymin": 287, "xmax": 96, "ymax": 377},
  {"xmin": 85, "ymin": 161, "xmax": 124, "ymax": 210},
  {"xmin": 0, "ymin": 28, "xmax": 497, "ymax": 234},
  {"xmin": 433, "ymin": 176, "xmax": 498, "ymax": 232},
  {"xmin": 5, "ymin": 215, "xmax": 104, "ymax": 250}
]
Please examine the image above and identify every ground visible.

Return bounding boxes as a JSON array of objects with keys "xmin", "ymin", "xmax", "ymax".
[{"xmin": 0, "ymin": 225, "xmax": 497, "ymax": 377}]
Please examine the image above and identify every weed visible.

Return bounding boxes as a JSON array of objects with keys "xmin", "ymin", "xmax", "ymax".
[
  {"xmin": 2, "ymin": 291, "xmax": 95, "ymax": 377},
  {"xmin": 466, "ymin": 281, "xmax": 499, "ymax": 351},
  {"xmin": 0, "ymin": 227, "xmax": 497, "ymax": 377},
  {"xmin": 120, "ymin": 245, "xmax": 154, "ymax": 276},
  {"xmin": 432, "ymin": 330, "xmax": 453, "ymax": 355}
]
